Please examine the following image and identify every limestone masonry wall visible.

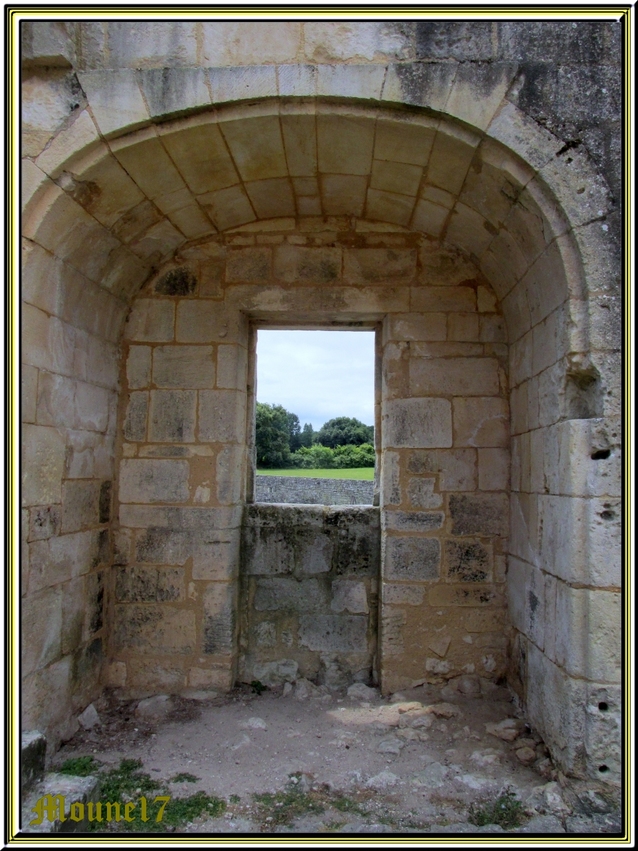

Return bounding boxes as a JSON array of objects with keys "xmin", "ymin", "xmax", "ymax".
[
  {"xmin": 254, "ymin": 476, "xmax": 374, "ymax": 505},
  {"xmin": 240, "ymin": 505, "xmax": 379, "ymax": 687},
  {"xmin": 21, "ymin": 18, "xmax": 621, "ymax": 782}
]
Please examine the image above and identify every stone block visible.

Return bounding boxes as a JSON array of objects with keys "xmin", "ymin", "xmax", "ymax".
[
  {"xmin": 407, "ymin": 449, "xmax": 477, "ymax": 491},
  {"xmin": 216, "ymin": 345, "xmax": 248, "ymax": 391},
  {"xmin": 383, "ymin": 398, "xmax": 452, "ymax": 449},
  {"xmin": 123, "ymin": 391, "xmax": 148, "ymax": 442},
  {"xmin": 410, "ymin": 357, "xmax": 500, "ymax": 397},
  {"xmin": 22, "ymin": 587, "xmax": 62, "ymax": 675},
  {"xmin": 74, "ymin": 381, "xmax": 113, "ymax": 434},
  {"xmin": 410, "ymin": 286, "xmax": 476, "ymax": 313},
  {"xmin": 35, "ymin": 372, "xmax": 76, "ymax": 429},
  {"xmin": 298, "ymin": 614, "xmax": 368, "ymax": 653},
  {"xmin": 384, "ymin": 535, "xmax": 440, "ymax": 581},
  {"xmin": 119, "ymin": 459, "xmax": 189, "ymax": 503},
  {"xmin": 344, "ymin": 248, "xmax": 416, "ymax": 283},
  {"xmin": 453, "ymin": 397, "xmax": 509, "ymax": 447},
  {"xmin": 219, "ymin": 113, "xmax": 286, "ymax": 183},
  {"xmin": 383, "ymin": 583, "xmax": 425, "ymax": 606},
  {"xmin": 125, "ymin": 346, "xmax": 151, "ymax": 390},
  {"xmin": 134, "ymin": 528, "xmax": 193, "ymax": 565},
  {"xmin": 22, "ymin": 424, "xmax": 65, "ymax": 507},
  {"xmin": 61, "ymin": 481, "xmax": 100, "ymax": 533},
  {"xmin": 22, "ymin": 363, "xmax": 38, "ymax": 424},
  {"xmin": 245, "ymin": 178, "xmax": 295, "ymax": 219},
  {"xmin": 383, "ymin": 510, "xmax": 443, "ymax": 532},
  {"xmin": 203, "ymin": 582, "xmax": 235, "ymax": 655},
  {"xmin": 317, "ymin": 113, "xmax": 374, "ymax": 176},
  {"xmin": 411, "ymin": 198, "xmax": 449, "ymax": 237},
  {"xmin": 125, "ymin": 299, "xmax": 174, "ymax": 342},
  {"xmin": 152, "ymin": 345, "xmax": 215, "ymax": 388},
  {"xmin": 176, "ymin": 301, "xmax": 244, "ymax": 344},
  {"xmin": 321, "ymin": 174, "xmax": 367, "ymax": 216},
  {"xmin": 29, "ymin": 530, "xmax": 102, "ymax": 592},
  {"xmin": 428, "ymin": 585, "xmax": 502, "ymax": 607},
  {"xmin": 507, "ymin": 556, "xmax": 545, "ymax": 649},
  {"xmin": 78, "ymin": 69, "xmax": 150, "ymax": 138},
  {"xmin": 226, "ymin": 247, "xmax": 271, "ymax": 283},
  {"xmin": 387, "ymin": 314, "xmax": 447, "ymax": 342},
  {"xmin": 550, "ymin": 584, "xmax": 621, "ymax": 683},
  {"xmin": 273, "ymin": 245, "xmax": 341, "ymax": 284},
  {"xmin": 192, "ymin": 532, "xmax": 239, "ymax": 580},
  {"xmin": 281, "ymin": 112, "xmax": 317, "ymax": 176},
  {"xmin": 538, "ymin": 495, "xmax": 621, "ymax": 587},
  {"xmin": 331, "ymin": 579, "xmax": 369, "ymax": 614},
  {"xmin": 29, "ymin": 505, "xmax": 62, "ymax": 541},
  {"xmin": 122, "ymin": 504, "xmax": 241, "ymax": 530},
  {"xmin": 448, "ymin": 493, "xmax": 509, "ymax": 536},
  {"xmin": 254, "ymin": 577, "xmax": 325, "ymax": 612},
  {"xmin": 113, "ymin": 604, "xmax": 195, "ymax": 655},
  {"xmin": 380, "ymin": 450, "xmax": 401, "ymax": 505},
  {"xmin": 139, "ymin": 67, "xmax": 209, "ymax": 119},
  {"xmin": 446, "ymin": 61, "xmax": 517, "ymax": 131},
  {"xmin": 148, "ymin": 390, "xmax": 196, "ymax": 443},
  {"xmin": 406, "ymin": 478, "xmax": 443, "ymax": 509},
  {"xmin": 445, "ymin": 539, "xmax": 493, "ymax": 583},
  {"xmin": 368, "ymin": 187, "xmax": 416, "ymax": 226},
  {"xmin": 115, "ymin": 566, "xmax": 184, "ymax": 602},
  {"xmin": 198, "ymin": 390, "xmax": 245, "ymax": 443},
  {"xmin": 478, "ymin": 448, "xmax": 510, "ymax": 491},
  {"xmin": 448, "ymin": 313, "xmax": 480, "ymax": 342}
]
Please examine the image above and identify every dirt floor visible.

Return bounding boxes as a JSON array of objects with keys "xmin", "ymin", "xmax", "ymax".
[{"xmin": 52, "ymin": 677, "xmax": 623, "ymax": 840}]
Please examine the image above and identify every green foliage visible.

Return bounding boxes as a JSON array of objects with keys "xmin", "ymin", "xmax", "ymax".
[
  {"xmin": 158, "ymin": 792, "xmax": 225, "ymax": 827},
  {"xmin": 287, "ymin": 412, "xmax": 302, "ymax": 451},
  {"xmin": 315, "ymin": 417, "xmax": 374, "ymax": 448},
  {"xmin": 255, "ymin": 403, "xmax": 292, "ymax": 468},
  {"xmin": 99, "ymin": 758, "xmax": 162, "ymax": 802},
  {"xmin": 250, "ymin": 680, "xmax": 268, "ymax": 694},
  {"xmin": 58, "ymin": 757, "xmax": 225, "ymax": 833},
  {"xmin": 252, "ymin": 788, "xmax": 324, "ymax": 827},
  {"xmin": 171, "ymin": 772, "xmax": 199, "ymax": 783},
  {"xmin": 468, "ymin": 790, "xmax": 527, "ymax": 829},
  {"xmin": 59, "ymin": 756, "xmax": 99, "ymax": 777},
  {"xmin": 289, "ymin": 443, "xmax": 375, "ymax": 469},
  {"xmin": 300, "ymin": 422, "xmax": 314, "ymax": 448}
]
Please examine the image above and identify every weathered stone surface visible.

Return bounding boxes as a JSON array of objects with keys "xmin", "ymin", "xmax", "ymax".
[
  {"xmin": 298, "ymin": 614, "xmax": 368, "ymax": 653},
  {"xmin": 254, "ymin": 577, "xmax": 325, "ymax": 612},
  {"xmin": 445, "ymin": 539, "xmax": 493, "ymax": 583},
  {"xmin": 383, "ymin": 398, "xmax": 452, "ymax": 448},
  {"xmin": 152, "ymin": 345, "xmax": 215, "ymax": 388},
  {"xmin": 449, "ymin": 494, "xmax": 509, "ymax": 536},
  {"xmin": 119, "ymin": 459, "xmax": 189, "ymax": 503},
  {"xmin": 331, "ymin": 579, "xmax": 369, "ymax": 614},
  {"xmin": 113, "ymin": 605, "xmax": 195, "ymax": 654},
  {"xmin": 384, "ymin": 536, "xmax": 440, "ymax": 581},
  {"xmin": 203, "ymin": 582, "xmax": 235, "ymax": 655},
  {"xmin": 148, "ymin": 389, "xmax": 196, "ymax": 443}
]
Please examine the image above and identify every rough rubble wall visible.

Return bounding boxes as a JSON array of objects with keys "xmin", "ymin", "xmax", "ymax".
[
  {"xmin": 111, "ymin": 229, "xmax": 510, "ymax": 698},
  {"xmin": 254, "ymin": 476, "xmax": 374, "ymax": 506},
  {"xmin": 240, "ymin": 505, "xmax": 379, "ymax": 687}
]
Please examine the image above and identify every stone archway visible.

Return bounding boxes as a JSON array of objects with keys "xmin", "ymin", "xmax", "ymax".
[{"xmin": 22, "ymin": 79, "xmax": 620, "ymax": 782}]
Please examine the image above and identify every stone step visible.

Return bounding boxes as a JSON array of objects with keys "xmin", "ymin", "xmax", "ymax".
[
  {"xmin": 22, "ymin": 773, "xmax": 101, "ymax": 833},
  {"xmin": 21, "ymin": 731, "xmax": 46, "ymax": 793}
]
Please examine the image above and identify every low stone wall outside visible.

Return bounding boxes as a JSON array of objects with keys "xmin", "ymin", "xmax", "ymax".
[
  {"xmin": 239, "ymin": 504, "xmax": 380, "ymax": 687},
  {"xmin": 254, "ymin": 475, "xmax": 374, "ymax": 506}
]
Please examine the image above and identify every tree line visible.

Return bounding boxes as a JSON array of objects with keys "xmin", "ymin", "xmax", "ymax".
[{"xmin": 255, "ymin": 403, "xmax": 375, "ymax": 469}]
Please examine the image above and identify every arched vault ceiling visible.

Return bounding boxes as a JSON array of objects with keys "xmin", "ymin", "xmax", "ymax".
[{"xmin": 24, "ymin": 100, "xmax": 608, "ymax": 346}]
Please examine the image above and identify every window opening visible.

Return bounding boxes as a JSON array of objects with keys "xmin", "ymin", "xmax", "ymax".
[{"xmin": 251, "ymin": 328, "xmax": 377, "ymax": 505}]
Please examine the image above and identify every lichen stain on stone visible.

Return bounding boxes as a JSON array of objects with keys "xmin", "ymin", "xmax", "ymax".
[{"xmin": 155, "ymin": 266, "xmax": 198, "ymax": 296}]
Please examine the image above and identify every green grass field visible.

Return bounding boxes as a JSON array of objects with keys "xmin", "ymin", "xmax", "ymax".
[{"xmin": 256, "ymin": 468, "xmax": 375, "ymax": 480}]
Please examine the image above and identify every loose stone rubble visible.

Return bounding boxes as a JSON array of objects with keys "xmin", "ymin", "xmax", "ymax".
[{"xmin": 45, "ymin": 678, "xmax": 621, "ymax": 836}]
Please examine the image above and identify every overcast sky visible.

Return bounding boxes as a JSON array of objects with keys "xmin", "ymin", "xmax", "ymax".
[{"xmin": 256, "ymin": 330, "xmax": 375, "ymax": 430}]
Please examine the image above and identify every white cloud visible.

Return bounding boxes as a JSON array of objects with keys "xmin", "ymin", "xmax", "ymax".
[{"xmin": 256, "ymin": 330, "xmax": 375, "ymax": 429}]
